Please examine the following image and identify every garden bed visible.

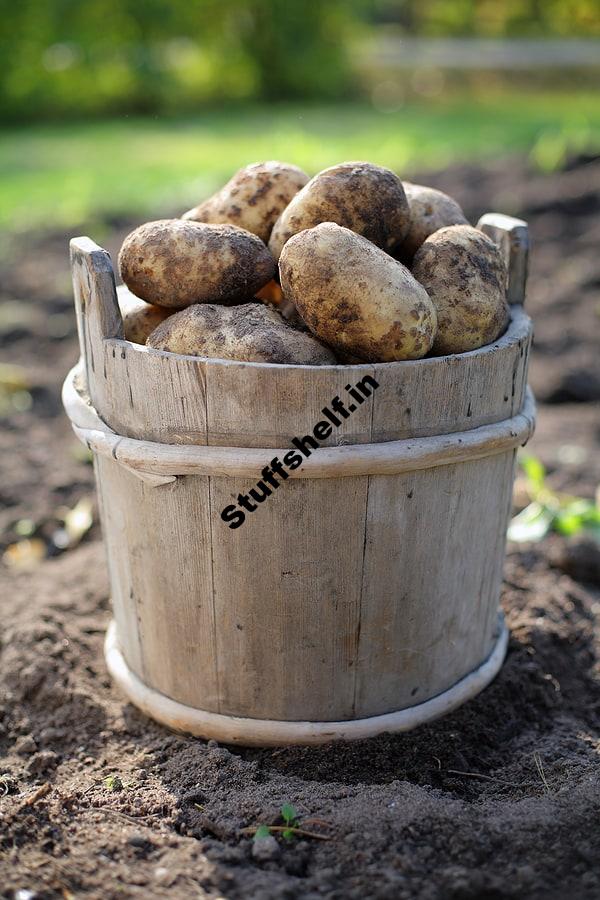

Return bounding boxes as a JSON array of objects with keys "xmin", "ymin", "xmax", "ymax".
[{"xmin": 1, "ymin": 154, "xmax": 599, "ymax": 899}]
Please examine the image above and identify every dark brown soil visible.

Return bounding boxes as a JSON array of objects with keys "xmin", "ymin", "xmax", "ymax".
[{"xmin": 1, "ymin": 154, "xmax": 599, "ymax": 899}]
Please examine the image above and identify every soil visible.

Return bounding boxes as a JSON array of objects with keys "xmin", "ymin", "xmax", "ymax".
[{"xmin": 1, "ymin": 154, "xmax": 599, "ymax": 899}]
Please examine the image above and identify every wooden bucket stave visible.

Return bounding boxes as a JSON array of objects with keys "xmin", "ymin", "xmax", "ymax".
[{"xmin": 64, "ymin": 213, "xmax": 534, "ymax": 745}]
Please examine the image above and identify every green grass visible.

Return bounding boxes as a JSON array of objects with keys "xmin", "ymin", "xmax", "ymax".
[{"xmin": 1, "ymin": 91, "xmax": 599, "ymax": 233}]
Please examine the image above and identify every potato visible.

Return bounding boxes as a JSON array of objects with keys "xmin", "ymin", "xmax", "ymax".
[
  {"xmin": 118, "ymin": 219, "xmax": 275, "ymax": 309},
  {"xmin": 146, "ymin": 302, "xmax": 337, "ymax": 365},
  {"xmin": 268, "ymin": 162, "xmax": 410, "ymax": 260},
  {"xmin": 399, "ymin": 182, "xmax": 468, "ymax": 259},
  {"xmin": 117, "ymin": 286, "xmax": 172, "ymax": 344},
  {"xmin": 279, "ymin": 222, "xmax": 437, "ymax": 362},
  {"xmin": 182, "ymin": 161, "xmax": 309, "ymax": 243},
  {"xmin": 411, "ymin": 224, "xmax": 509, "ymax": 355}
]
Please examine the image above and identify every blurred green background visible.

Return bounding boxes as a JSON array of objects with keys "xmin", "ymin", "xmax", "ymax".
[{"xmin": 1, "ymin": 0, "xmax": 599, "ymax": 232}]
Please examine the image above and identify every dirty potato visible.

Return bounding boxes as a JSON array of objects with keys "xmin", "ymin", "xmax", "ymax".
[
  {"xmin": 146, "ymin": 302, "xmax": 337, "ymax": 365},
  {"xmin": 279, "ymin": 223, "xmax": 437, "ymax": 362},
  {"xmin": 400, "ymin": 182, "xmax": 468, "ymax": 260},
  {"xmin": 118, "ymin": 219, "xmax": 275, "ymax": 308},
  {"xmin": 117, "ymin": 286, "xmax": 172, "ymax": 344},
  {"xmin": 268, "ymin": 162, "xmax": 410, "ymax": 260},
  {"xmin": 411, "ymin": 224, "xmax": 509, "ymax": 355},
  {"xmin": 182, "ymin": 161, "xmax": 309, "ymax": 243}
]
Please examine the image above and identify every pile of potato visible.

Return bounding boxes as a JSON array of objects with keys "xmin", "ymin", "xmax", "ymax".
[{"xmin": 117, "ymin": 160, "xmax": 510, "ymax": 365}]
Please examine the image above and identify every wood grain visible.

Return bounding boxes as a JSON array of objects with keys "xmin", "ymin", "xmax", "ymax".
[
  {"xmin": 105, "ymin": 618, "xmax": 509, "ymax": 744},
  {"xmin": 83, "ymin": 306, "xmax": 530, "ymax": 449},
  {"xmin": 353, "ymin": 452, "xmax": 515, "ymax": 716},
  {"xmin": 477, "ymin": 212, "xmax": 529, "ymax": 306},
  {"xmin": 70, "ymin": 238, "xmax": 123, "ymax": 418},
  {"xmin": 65, "ymin": 366, "xmax": 535, "ymax": 480},
  {"xmin": 208, "ymin": 475, "xmax": 368, "ymax": 719},
  {"xmin": 104, "ymin": 615, "xmax": 508, "ymax": 747}
]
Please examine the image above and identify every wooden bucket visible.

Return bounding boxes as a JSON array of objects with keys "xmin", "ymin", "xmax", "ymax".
[{"xmin": 63, "ymin": 213, "xmax": 534, "ymax": 746}]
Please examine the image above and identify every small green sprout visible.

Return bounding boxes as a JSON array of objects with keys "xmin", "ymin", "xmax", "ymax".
[
  {"xmin": 280, "ymin": 803, "xmax": 300, "ymax": 840},
  {"xmin": 105, "ymin": 774, "xmax": 123, "ymax": 792},
  {"xmin": 509, "ymin": 454, "xmax": 600, "ymax": 543},
  {"xmin": 244, "ymin": 803, "xmax": 331, "ymax": 843}
]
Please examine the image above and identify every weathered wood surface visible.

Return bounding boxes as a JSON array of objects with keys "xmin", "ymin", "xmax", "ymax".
[
  {"xmin": 95, "ymin": 456, "xmax": 219, "ymax": 710},
  {"xmin": 71, "ymin": 238, "xmax": 123, "ymax": 418},
  {"xmin": 105, "ymin": 618, "xmax": 508, "ymax": 745},
  {"xmin": 95, "ymin": 300, "xmax": 532, "ymax": 449},
  {"xmin": 95, "ymin": 450, "xmax": 517, "ymax": 721},
  {"xmin": 65, "ymin": 365, "xmax": 535, "ymax": 480},
  {"xmin": 66, "ymin": 215, "xmax": 534, "ymax": 732},
  {"xmin": 477, "ymin": 212, "xmax": 529, "ymax": 307},
  {"xmin": 354, "ymin": 452, "xmax": 516, "ymax": 716}
]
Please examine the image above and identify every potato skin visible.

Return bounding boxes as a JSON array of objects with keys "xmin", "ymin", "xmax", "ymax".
[
  {"xmin": 118, "ymin": 219, "xmax": 275, "ymax": 308},
  {"xmin": 400, "ymin": 182, "xmax": 468, "ymax": 260},
  {"xmin": 146, "ymin": 302, "xmax": 337, "ymax": 365},
  {"xmin": 411, "ymin": 224, "xmax": 509, "ymax": 355},
  {"xmin": 268, "ymin": 162, "xmax": 410, "ymax": 260},
  {"xmin": 117, "ymin": 286, "xmax": 172, "ymax": 344},
  {"xmin": 279, "ymin": 222, "xmax": 437, "ymax": 362},
  {"xmin": 183, "ymin": 161, "xmax": 309, "ymax": 243}
]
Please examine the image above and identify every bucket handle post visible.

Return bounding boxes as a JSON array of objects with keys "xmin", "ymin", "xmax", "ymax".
[
  {"xmin": 70, "ymin": 237, "xmax": 123, "ymax": 414},
  {"xmin": 477, "ymin": 213, "xmax": 529, "ymax": 307}
]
